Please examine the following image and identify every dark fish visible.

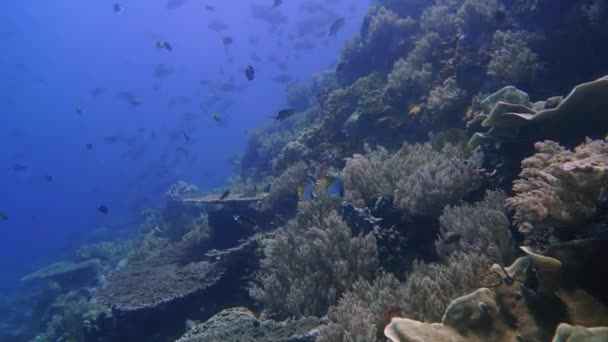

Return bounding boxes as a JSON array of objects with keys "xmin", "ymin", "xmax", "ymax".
[
  {"xmin": 167, "ymin": 0, "xmax": 192, "ymax": 9},
  {"xmin": 212, "ymin": 113, "xmax": 224, "ymax": 124},
  {"xmin": 273, "ymin": 108, "xmax": 296, "ymax": 121},
  {"xmin": 104, "ymin": 136, "xmax": 118, "ymax": 144},
  {"xmin": 155, "ymin": 40, "xmax": 173, "ymax": 51},
  {"xmin": 113, "ymin": 3, "xmax": 122, "ymax": 13},
  {"xmin": 117, "ymin": 92, "xmax": 142, "ymax": 106},
  {"xmin": 183, "ymin": 131, "xmax": 190, "ymax": 141},
  {"xmin": 45, "ymin": 175, "xmax": 53, "ymax": 182},
  {"xmin": 233, "ymin": 215, "xmax": 257, "ymax": 227},
  {"xmin": 85, "ymin": 143, "xmax": 93, "ymax": 150},
  {"xmin": 204, "ymin": 4, "xmax": 215, "ymax": 11},
  {"xmin": 219, "ymin": 189, "xmax": 230, "ymax": 200},
  {"xmin": 0, "ymin": 210, "xmax": 7, "ymax": 220},
  {"xmin": 222, "ymin": 36, "xmax": 233, "ymax": 46},
  {"xmin": 245, "ymin": 65, "xmax": 255, "ymax": 81},
  {"xmin": 273, "ymin": 0, "xmax": 282, "ymax": 7},
  {"xmin": 13, "ymin": 164, "xmax": 26, "ymax": 172},
  {"xmin": 75, "ymin": 107, "xmax": 84, "ymax": 115},
  {"xmin": 97, "ymin": 205, "xmax": 109, "ymax": 214},
  {"xmin": 328, "ymin": 17, "xmax": 345, "ymax": 36}
]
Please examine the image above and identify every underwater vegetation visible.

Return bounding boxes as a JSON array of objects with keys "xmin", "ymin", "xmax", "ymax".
[{"xmin": 5, "ymin": 0, "xmax": 608, "ymax": 341}]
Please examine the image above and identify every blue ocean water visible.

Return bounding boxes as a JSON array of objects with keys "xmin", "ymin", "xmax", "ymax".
[{"xmin": 0, "ymin": 0, "xmax": 369, "ymax": 293}]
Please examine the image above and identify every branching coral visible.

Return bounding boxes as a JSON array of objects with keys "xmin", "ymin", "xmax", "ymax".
[
  {"xmin": 423, "ymin": 77, "xmax": 468, "ymax": 128},
  {"xmin": 394, "ymin": 153, "xmax": 480, "ymax": 217},
  {"xmin": 338, "ymin": 5, "xmax": 416, "ymax": 82},
  {"xmin": 318, "ymin": 272, "xmax": 405, "ymax": 342},
  {"xmin": 251, "ymin": 199, "xmax": 379, "ymax": 318},
  {"xmin": 271, "ymin": 140, "xmax": 312, "ymax": 174},
  {"xmin": 385, "ymin": 32, "xmax": 440, "ymax": 104},
  {"xmin": 342, "ymin": 145, "xmax": 392, "ymax": 207},
  {"xmin": 457, "ymin": 0, "xmax": 503, "ymax": 35},
  {"xmin": 319, "ymin": 252, "xmax": 490, "ymax": 341},
  {"xmin": 437, "ymin": 190, "xmax": 512, "ymax": 263},
  {"xmin": 420, "ymin": 4, "xmax": 460, "ymax": 36},
  {"xmin": 264, "ymin": 160, "xmax": 308, "ymax": 210},
  {"xmin": 506, "ymin": 138, "xmax": 608, "ymax": 234},
  {"xmin": 343, "ymin": 142, "xmax": 479, "ymax": 217},
  {"xmin": 487, "ymin": 30, "xmax": 541, "ymax": 85},
  {"xmin": 401, "ymin": 252, "xmax": 490, "ymax": 322}
]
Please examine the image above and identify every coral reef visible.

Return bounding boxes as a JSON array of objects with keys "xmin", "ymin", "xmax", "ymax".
[
  {"xmin": 264, "ymin": 160, "xmax": 308, "ymax": 211},
  {"xmin": 436, "ymin": 190, "xmax": 512, "ymax": 263},
  {"xmin": 487, "ymin": 30, "xmax": 541, "ymax": 86},
  {"xmin": 94, "ymin": 239, "xmax": 258, "ymax": 341},
  {"xmin": 319, "ymin": 252, "xmax": 490, "ymax": 341},
  {"xmin": 176, "ymin": 307, "xmax": 323, "ymax": 341},
  {"xmin": 343, "ymin": 142, "xmax": 478, "ymax": 217},
  {"xmin": 470, "ymin": 75, "xmax": 608, "ymax": 147},
  {"xmin": 251, "ymin": 199, "xmax": 378, "ymax": 318},
  {"xmin": 384, "ymin": 239, "xmax": 608, "ymax": 342},
  {"xmin": 507, "ymin": 138, "xmax": 608, "ymax": 239}
]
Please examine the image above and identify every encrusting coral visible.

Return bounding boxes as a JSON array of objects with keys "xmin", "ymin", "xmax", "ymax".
[
  {"xmin": 507, "ymin": 138, "xmax": 608, "ymax": 237},
  {"xmin": 469, "ymin": 75, "xmax": 608, "ymax": 147},
  {"xmin": 251, "ymin": 198, "xmax": 378, "ymax": 318}
]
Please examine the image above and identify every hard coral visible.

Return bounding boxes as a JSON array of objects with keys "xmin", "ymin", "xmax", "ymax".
[
  {"xmin": 251, "ymin": 199, "xmax": 378, "ymax": 318},
  {"xmin": 507, "ymin": 138, "xmax": 608, "ymax": 235}
]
